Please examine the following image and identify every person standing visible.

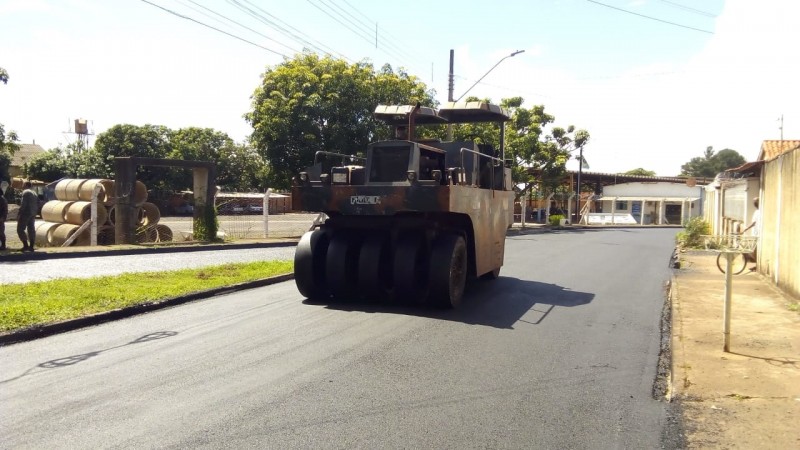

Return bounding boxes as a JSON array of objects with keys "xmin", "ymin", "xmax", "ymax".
[
  {"xmin": 0, "ymin": 184, "xmax": 8, "ymax": 251},
  {"xmin": 741, "ymin": 197, "xmax": 760, "ymax": 271},
  {"xmin": 17, "ymin": 181, "xmax": 38, "ymax": 252}
]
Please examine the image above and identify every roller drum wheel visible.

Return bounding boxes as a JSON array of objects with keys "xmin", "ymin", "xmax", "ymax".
[
  {"xmin": 325, "ymin": 233, "xmax": 361, "ymax": 300},
  {"xmin": 358, "ymin": 233, "xmax": 390, "ymax": 301},
  {"xmin": 393, "ymin": 232, "xmax": 430, "ymax": 304},
  {"xmin": 294, "ymin": 229, "xmax": 330, "ymax": 300},
  {"xmin": 429, "ymin": 234, "xmax": 468, "ymax": 308}
]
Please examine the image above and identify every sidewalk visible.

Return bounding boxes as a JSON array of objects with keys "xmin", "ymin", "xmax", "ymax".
[{"xmin": 671, "ymin": 251, "xmax": 800, "ymax": 449}]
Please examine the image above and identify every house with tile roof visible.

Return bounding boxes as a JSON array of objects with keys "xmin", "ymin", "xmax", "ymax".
[
  {"xmin": 9, "ymin": 143, "xmax": 46, "ymax": 178},
  {"xmin": 703, "ymin": 139, "xmax": 800, "ymax": 298}
]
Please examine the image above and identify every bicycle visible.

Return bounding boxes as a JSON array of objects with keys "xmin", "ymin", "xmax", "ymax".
[{"xmin": 703, "ymin": 234, "xmax": 756, "ymax": 275}]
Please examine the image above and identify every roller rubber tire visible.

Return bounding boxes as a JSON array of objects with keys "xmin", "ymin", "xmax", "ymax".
[
  {"xmin": 393, "ymin": 232, "xmax": 430, "ymax": 304},
  {"xmin": 326, "ymin": 233, "xmax": 360, "ymax": 300},
  {"xmin": 429, "ymin": 234, "xmax": 468, "ymax": 308},
  {"xmin": 294, "ymin": 229, "xmax": 330, "ymax": 299},
  {"xmin": 358, "ymin": 233, "xmax": 390, "ymax": 300}
]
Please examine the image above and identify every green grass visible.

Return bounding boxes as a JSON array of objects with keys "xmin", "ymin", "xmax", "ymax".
[{"xmin": 0, "ymin": 260, "xmax": 293, "ymax": 333}]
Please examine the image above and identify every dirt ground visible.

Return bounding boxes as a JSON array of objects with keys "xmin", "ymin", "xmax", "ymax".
[{"xmin": 671, "ymin": 251, "xmax": 800, "ymax": 449}]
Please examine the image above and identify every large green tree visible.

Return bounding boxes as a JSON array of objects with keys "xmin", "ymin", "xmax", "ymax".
[
  {"xmin": 168, "ymin": 127, "xmax": 268, "ymax": 191},
  {"xmin": 447, "ymin": 96, "xmax": 589, "ymax": 196},
  {"xmin": 246, "ymin": 53, "xmax": 436, "ymax": 189},
  {"xmin": 680, "ymin": 146, "xmax": 746, "ymax": 177}
]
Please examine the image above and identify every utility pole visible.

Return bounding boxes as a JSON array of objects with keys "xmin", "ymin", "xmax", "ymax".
[{"xmin": 447, "ymin": 49, "xmax": 454, "ymax": 141}]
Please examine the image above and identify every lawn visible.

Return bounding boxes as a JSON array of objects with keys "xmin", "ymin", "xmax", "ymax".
[{"xmin": 0, "ymin": 260, "xmax": 293, "ymax": 333}]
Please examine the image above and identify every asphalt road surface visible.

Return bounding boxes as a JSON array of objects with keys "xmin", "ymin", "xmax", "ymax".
[{"xmin": 0, "ymin": 228, "xmax": 682, "ymax": 448}]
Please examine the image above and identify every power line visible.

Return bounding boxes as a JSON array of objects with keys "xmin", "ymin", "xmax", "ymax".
[
  {"xmin": 183, "ymin": 0, "xmax": 300, "ymax": 54},
  {"xmin": 660, "ymin": 0, "xmax": 717, "ymax": 18},
  {"xmin": 586, "ymin": 0, "xmax": 714, "ymax": 34},
  {"xmin": 171, "ymin": 0, "xmax": 230, "ymax": 29},
  {"xmin": 334, "ymin": 0, "xmax": 428, "ymax": 70},
  {"xmin": 139, "ymin": 0, "xmax": 289, "ymax": 57},
  {"xmin": 309, "ymin": 0, "xmax": 418, "ymax": 69},
  {"xmin": 231, "ymin": 0, "xmax": 349, "ymax": 59},
  {"xmin": 307, "ymin": 0, "xmax": 377, "ymax": 47}
]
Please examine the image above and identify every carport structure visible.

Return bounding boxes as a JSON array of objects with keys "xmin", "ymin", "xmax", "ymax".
[
  {"xmin": 114, "ymin": 157, "xmax": 216, "ymax": 244},
  {"xmin": 592, "ymin": 195, "xmax": 701, "ymax": 225}
]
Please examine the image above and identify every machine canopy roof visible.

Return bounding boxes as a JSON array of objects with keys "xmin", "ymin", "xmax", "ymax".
[{"xmin": 373, "ymin": 101, "xmax": 510, "ymax": 125}]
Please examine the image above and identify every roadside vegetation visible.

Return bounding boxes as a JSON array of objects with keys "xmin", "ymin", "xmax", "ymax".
[
  {"xmin": 676, "ymin": 217, "xmax": 712, "ymax": 249},
  {"xmin": 0, "ymin": 260, "xmax": 293, "ymax": 333}
]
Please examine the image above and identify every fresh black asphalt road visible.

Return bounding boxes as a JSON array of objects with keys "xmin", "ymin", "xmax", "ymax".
[{"xmin": 0, "ymin": 228, "xmax": 681, "ymax": 448}]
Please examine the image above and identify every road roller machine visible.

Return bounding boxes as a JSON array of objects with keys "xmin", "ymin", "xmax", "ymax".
[{"xmin": 292, "ymin": 101, "xmax": 515, "ymax": 307}]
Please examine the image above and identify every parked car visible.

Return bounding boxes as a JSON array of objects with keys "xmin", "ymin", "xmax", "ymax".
[
  {"xmin": 173, "ymin": 202, "xmax": 194, "ymax": 215},
  {"xmin": 247, "ymin": 204, "xmax": 263, "ymax": 214}
]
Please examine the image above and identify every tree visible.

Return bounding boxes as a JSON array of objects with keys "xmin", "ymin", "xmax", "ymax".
[
  {"xmin": 93, "ymin": 124, "xmax": 172, "ymax": 189},
  {"xmin": 623, "ymin": 168, "xmax": 656, "ymax": 176},
  {"xmin": 247, "ymin": 53, "xmax": 436, "ymax": 189},
  {"xmin": 1, "ymin": 67, "xmax": 18, "ymax": 184},
  {"xmin": 680, "ymin": 146, "xmax": 746, "ymax": 177},
  {"xmin": 447, "ymin": 96, "xmax": 589, "ymax": 197},
  {"xmin": 167, "ymin": 127, "xmax": 268, "ymax": 191}
]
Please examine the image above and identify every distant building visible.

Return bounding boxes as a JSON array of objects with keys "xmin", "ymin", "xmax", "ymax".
[{"xmin": 9, "ymin": 143, "xmax": 46, "ymax": 178}]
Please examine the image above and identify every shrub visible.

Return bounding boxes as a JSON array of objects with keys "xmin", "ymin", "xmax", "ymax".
[
  {"xmin": 549, "ymin": 214, "xmax": 565, "ymax": 226},
  {"xmin": 676, "ymin": 217, "xmax": 711, "ymax": 248}
]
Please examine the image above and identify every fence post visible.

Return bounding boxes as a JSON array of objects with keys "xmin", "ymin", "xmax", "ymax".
[
  {"xmin": 263, "ymin": 188, "xmax": 271, "ymax": 238},
  {"xmin": 91, "ymin": 183, "xmax": 101, "ymax": 246},
  {"xmin": 723, "ymin": 252, "xmax": 734, "ymax": 352}
]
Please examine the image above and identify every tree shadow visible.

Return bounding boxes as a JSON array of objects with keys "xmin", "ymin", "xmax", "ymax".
[
  {"xmin": 305, "ymin": 277, "xmax": 594, "ymax": 329},
  {"xmin": 0, "ymin": 331, "xmax": 178, "ymax": 384},
  {"xmin": 727, "ymin": 351, "xmax": 799, "ymax": 368}
]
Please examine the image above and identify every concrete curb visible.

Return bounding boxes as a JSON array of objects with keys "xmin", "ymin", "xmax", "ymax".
[
  {"xmin": 0, "ymin": 240, "xmax": 298, "ymax": 261},
  {"xmin": 0, "ymin": 273, "xmax": 295, "ymax": 346}
]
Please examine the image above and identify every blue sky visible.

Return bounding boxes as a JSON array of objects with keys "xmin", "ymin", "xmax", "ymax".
[{"xmin": 2, "ymin": 0, "xmax": 798, "ymax": 176}]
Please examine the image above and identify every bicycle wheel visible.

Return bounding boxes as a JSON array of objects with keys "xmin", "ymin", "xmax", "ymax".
[{"xmin": 716, "ymin": 252, "xmax": 748, "ymax": 275}]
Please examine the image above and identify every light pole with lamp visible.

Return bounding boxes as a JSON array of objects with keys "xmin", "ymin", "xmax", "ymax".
[
  {"xmin": 453, "ymin": 49, "xmax": 525, "ymax": 102},
  {"xmin": 446, "ymin": 49, "xmax": 525, "ymax": 140}
]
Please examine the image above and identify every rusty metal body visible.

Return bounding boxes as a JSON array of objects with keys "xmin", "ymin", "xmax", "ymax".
[{"xmin": 292, "ymin": 102, "xmax": 514, "ymax": 307}]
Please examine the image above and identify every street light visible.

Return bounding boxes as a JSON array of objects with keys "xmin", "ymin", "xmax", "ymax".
[
  {"xmin": 446, "ymin": 49, "xmax": 525, "ymax": 140},
  {"xmin": 453, "ymin": 49, "xmax": 525, "ymax": 102}
]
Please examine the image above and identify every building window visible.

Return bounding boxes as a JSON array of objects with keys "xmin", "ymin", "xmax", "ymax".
[{"xmin": 615, "ymin": 201, "xmax": 628, "ymax": 210}]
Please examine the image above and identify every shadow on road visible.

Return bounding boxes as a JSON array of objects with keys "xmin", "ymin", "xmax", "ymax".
[
  {"xmin": 0, "ymin": 331, "xmax": 178, "ymax": 384},
  {"xmin": 308, "ymin": 277, "xmax": 594, "ymax": 329}
]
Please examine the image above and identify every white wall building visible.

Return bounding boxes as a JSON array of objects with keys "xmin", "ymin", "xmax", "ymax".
[{"xmin": 592, "ymin": 182, "xmax": 704, "ymax": 225}]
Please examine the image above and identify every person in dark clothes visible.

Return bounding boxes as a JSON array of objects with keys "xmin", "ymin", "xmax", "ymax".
[
  {"xmin": 0, "ymin": 184, "xmax": 8, "ymax": 251},
  {"xmin": 17, "ymin": 181, "xmax": 38, "ymax": 252}
]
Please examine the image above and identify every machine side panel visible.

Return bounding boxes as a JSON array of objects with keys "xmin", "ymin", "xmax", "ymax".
[{"xmin": 449, "ymin": 185, "xmax": 514, "ymax": 276}]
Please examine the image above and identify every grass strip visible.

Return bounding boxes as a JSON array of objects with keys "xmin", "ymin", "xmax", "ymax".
[{"xmin": 0, "ymin": 260, "xmax": 293, "ymax": 333}]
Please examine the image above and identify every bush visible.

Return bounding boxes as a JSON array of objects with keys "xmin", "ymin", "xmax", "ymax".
[
  {"xmin": 549, "ymin": 214, "xmax": 565, "ymax": 226},
  {"xmin": 676, "ymin": 217, "xmax": 711, "ymax": 248}
]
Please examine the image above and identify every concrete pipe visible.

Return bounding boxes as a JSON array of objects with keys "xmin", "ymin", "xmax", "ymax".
[
  {"xmin": 78, "ymin": 178, "xmax": 114, "ymax": 204},
  {"xmin": 41, "ymin": 201, "xmax": 74, "ymax": 223},
  {"xmin": 108, "ymin": 204, "xmax": 141, "ymax": 226},
  {"xmin": 34, "ymin": 220, "xmax": 60, "ymax": 246},
  {"xmin": 54, "ymin": 179, "xmax": 76, "ymax": 201},
  {"xmin": 138, "ymin": 202, "xmax": 161, "ymax": 227},
  {"xmin": 133, "ymin": 180, "xmax": 148, "ymax": 206},
  {"xmin": 50, "ymin": 223, "xmax": 80, "ymax": 247},
  {"xmin": 155, "ymin": 224, "xmax": 173, "ymax": 242},
  {"xmin": 135, "ymin": 226, "xmax": 158, "ymax": 244},
  {"xmin": 64, "ymin": 201, "xmax": 108, "ymax": 226},
  {"xmin": 63, "ymin": 179, "xmax": 86, "ymax": 201}
]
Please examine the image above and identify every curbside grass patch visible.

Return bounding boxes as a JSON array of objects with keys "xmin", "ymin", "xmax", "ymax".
[{"xmin": 0, "ymin": 261, "xmax": 293, "ymax": 333}]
